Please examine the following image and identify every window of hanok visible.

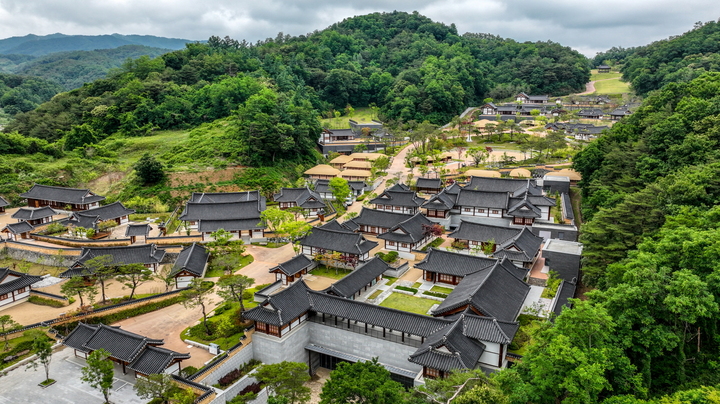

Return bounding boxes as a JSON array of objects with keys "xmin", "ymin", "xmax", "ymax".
[
  {"xmin": 425, "ymin": 367, "xmax": 441, "ymax": 378},
  {"xmin": 268, "ymin": 325, "xmax": 279, "ymax": 336},
  {"xmin": 0, "ymin": 294, "xmax": 7, "ymax": 300}
]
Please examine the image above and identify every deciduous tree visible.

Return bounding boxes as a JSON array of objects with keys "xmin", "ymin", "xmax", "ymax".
[
  {"xmin": 81, "ymin": 348, "xmax": 114, "ymax": 404},
  {"xmin": 181, "ymin": 279, "xmax": 214, "ymax": 335},
  {"xmin": 255, "ymin": 361, "xmax": 311, "ymax": 404},
  {"xmin": 320, "ymin": 358, "xmax": 404, "ymax": 404}
]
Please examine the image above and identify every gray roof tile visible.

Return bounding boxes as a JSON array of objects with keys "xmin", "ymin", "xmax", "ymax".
[
  {"xmin": 323, "ymin": 257, "xmax": 389, "ymax": 298},
  {"xmin": 170, "ymin": 243, "xmax": 209, "ymax": 277},
  {"xmin": 20, "ymin": 184, "xmax": 105, "ymax": 205}
]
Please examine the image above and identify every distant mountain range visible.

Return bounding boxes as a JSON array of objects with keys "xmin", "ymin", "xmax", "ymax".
[{"xmin": 0, "ymin": 33, "xmax": 196, "ymax": 56}]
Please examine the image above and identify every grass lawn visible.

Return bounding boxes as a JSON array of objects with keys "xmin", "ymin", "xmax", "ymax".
[
  {"xmin": 320, "ymin": 107, "xmax": 378, "ymax": 129},
  {"xmin": 385, "ymin": 277, "xmax": 398, "ymax": 286},
  {"xmin": 250, "ymin": 242, "xmax": 287, "ymax": 248},
  {"xmin": 430, "ymin": 285, "xmax": 454, "ymax": 294},
  {"xmin": 0, "ymin": 330, "xmax": 50, "ymax": 371},
  {"xmin": 593, "ymin": 79, "xmax": 631, "ymax": 95},
  {"xmin": 421, "ymin": 238, "xmax": 444, "ymax": 251},
  {"xmin": 379, "ymin": 293, "xmax": 437, "ymax": 316},
  {"xmin": 590, "ymin": 70, "xmax": 622, "ymax": 81},
  {"xmin": 181, "ymin": 301, "xmax": 246, "ymax": 351},
  {"xmin": 205, "ymin": 255, "xmax": 255, "ymax": 278},
  {"xmin": 411, "ymin": 282, "xmax": 422, "ymax": 288},
  {"xmin": 368, "ymin": 289, "xmax": 383, "ymax": 300},
  {"xmin": 310, "ymin": 265, "xmax": 350, "ymax": 280},
  {"xmin": 569, "ymin": 187, "xmax": 583, "ymax": 224}
]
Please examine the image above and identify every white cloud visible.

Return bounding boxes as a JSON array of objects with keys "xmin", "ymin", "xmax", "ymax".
[{"xmin": 0, "ymin": 0, "xmax": 718, "ymax": 55}]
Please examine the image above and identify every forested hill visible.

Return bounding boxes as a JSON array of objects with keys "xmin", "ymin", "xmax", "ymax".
[
  {"xmin": 0, "ymin": 45, "xmax": 174, "ymax": 90},
  {"xmin": 0, "ymin": 73, "xmax": 62, "ymax": 116},
  {"xmin": 0, "ymin": 33, "xmax": 192, "ymax": 56},
  {"xmin": 594, "ymin": 20, "xmax": 720, "ymax": 96}
]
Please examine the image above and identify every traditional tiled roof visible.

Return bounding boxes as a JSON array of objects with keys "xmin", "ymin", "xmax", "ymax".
[
  {"xmin": 552, "ymin": 279, "xmax": 577, "ymax": 318},
  {"xmin": 449, "ymin": 221, "xmax": 520, "ymax": 244},
  {"xmin": 12, "ymin": 206, "xmax": 56, "ymax": 221},
  {"xmin": 462, "ymin": 314, "xmax": 518, "ymax": 345},
  {"xmin": 72, "ymin": 202, "xmax": 134, "ymax": 222},
  {"xmin": 323, "ymin": 257, "xmax": 389, "ymax": 298},
  {"xmin": 346, "ymin": 208, "xmax": 413, "ymax": 230},
  {"xmin": 409, "ymin": 318, "xmax": 486, "ymax": 372},
  {"xmin": 387, "ymin": 183, "xmax": 411, "ymax": 192},
  {"xmin": 244, "ymin": 281, "xmax": 313, "ymax": 326},
  {"xmin": 299, "ymin": 227, "xmax": 377, "ymax": 256},
  {"xmin": 125, "ymin": 224, "xmax": 151, "ymax": 237},
  {"xmin": 20, "ymin": 184, "xmax": 105, "ymax": 205},
  {"xmin": 189, "ymin": 191, "xmax": 261, "ymax": 204},
  {"xmin": 60, "ymin": 244, "xmax": 166, "ymax": 277},
  {"xmin": 319, "ymin": 219, "xmax": 351, "ymax": 232},
  {"xmin": 578, "ymin": 108, "xmax": 605, "ymax": 117},
  {"xmin": 449, "ymin": 222, "xmax": 541, "ymax": 265},
  {"xmin": 506, "ymin": 197, "xmax": 541, "ymax": 218},
  {"xmin": 415, "ymin": 249, "xmax": 497, "ymax": 277},
  {"xmin": 377, "ymin": 213, "xmax": 434, "ymax": 244},
  {"xmin": 129, "ymin": 345, "xmax": 191, "ymax": 375},
  {"xmin": 170, "ymin": 243, "xmax": 209, "ymax": 277},
  {"xmin": 455, "ymin": 190, "xmax": 508, "ymax": 209},
  {"xmin": 66, "ymin": 213, "xmax": 101, "ymax": 229},
  {"xmin": 179, "ymin": 198, "xmax": 266, "ymax": 222},
  {"xmin": 464, "ymin": 177, "xmax": 542, "ymax": 195},
  {"xmin": 273, "ymin": 188, "xmax": 326, "ymax": 210},
  {"xmin": 0, "ymin": 196, "xmax": 8, "ymax": 208},
  {"xmin": 313, "ymin": 179, "xmax": 332, "ymax": 195},
  {"xmin": 2, "ymin": 221, "xmax": 35, "ymax": 234},
  {"xmin": 78, "ymin": 324, "xmax": 164, "ymax": 362},
  {"xmin": 0, "ymin": 268, "xmax": 42, "ymax": 296},
  {"xmin": 370, "ymin": 189, "xmax": 424, "ymax": 208},
  {"xmin": 432, "ymin": 260, "xmax": 530, "ymax": 322},
  {"xmin": 416, "ymin": 177, "xmax": 443, "ymax": 190},
  {"xmin": 347, "ymin": 181, "xmax": 367, "ymax": 192},
  {"xmin": 271, "ymin": 254, "xmax": 314, "ymax": 277},
  {"xmin": 421, "ymin": 189, "xmax": 456, "ymax": 210},
  {"xmin": 561, "ymin": 193, "xmax": 574, "ymax": 221},
  {"xmin": 197, "ymin": 218, "xmax": 265, "ymax": 233},
  {"xmin": 62, "ymin": 323, "xmax": 102, "ymax": 353}
]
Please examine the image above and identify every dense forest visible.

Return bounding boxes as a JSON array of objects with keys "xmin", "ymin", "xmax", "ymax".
[
  {"xmin": 3, "ymin": 11, "xmax": 589, "ymax": 149},
  {"xmin": 0, "ymin": 73, "xmax": 62, "ymax": 115},
  {"xmin": 594, "ymin": 20, "xmax": 720, "ymax": 96}
]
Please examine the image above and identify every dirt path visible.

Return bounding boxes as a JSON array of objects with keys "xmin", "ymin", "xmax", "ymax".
[{"xmin": 576, "ymin": 77, "xmax": 620, "ymax": 95}]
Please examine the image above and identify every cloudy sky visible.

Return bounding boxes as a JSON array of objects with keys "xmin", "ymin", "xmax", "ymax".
[{"xmin": 0, "ymin": 0, "xmax": 718, "ymax": 56}]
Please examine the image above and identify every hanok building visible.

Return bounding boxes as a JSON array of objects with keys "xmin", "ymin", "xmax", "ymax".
[
  {"xmin": 170, "ymin": 243, "xmax": 210, "ymax": 288},
  {"xmin": 125, "ymin": 224, "xmax": 151, "ymax": 244},
  {"xmin": 20, "ymin": 184, "xmax": 105, "ymax": 211},
  {"xmin": 0, "ymin": 196, "xmax": 8, "ymax": 213},
  {"xmin": 273, "ymin": 187, "xmax": 327, "ymax": 218},
  {"xmin": 456, "ymin": 178, "xmax": 555, "ymax": 226},
  {"xmin": 342, "ymin": 160, "xmax": 372, "ymax": 171},
  {"xmin": 62, "ymin": 323, "xmax": 190, "ymax": 376},
  {"xmin": 1, "ymin": 221, "xmax": 35, "ymax": 241},
  {"xmin": 516, "ymin": 92, "xmax": 549, "ymax": 104},
  {"xmin": 179, "ymin": 191, "xmax": 266, "ymax": 240},
  {"xmin": 343, "ymin": 207, "xmax": 413, "ymax": 235},
  {"xmin": 314, "ymin": 179, "xmax": 367, "ymax": 200},
  {"xmin": 377, "ymin": 213, "xmax": 436, "ymax": 253},
  {"xmin": 578, "ymin": 108, "xmax": 605, "ymax": 119},
  {"xmin": 597, "ymin": 64, "xmax": 611, "ymax": 73},
  {"xmin": 60, "ymin": 244, "xmax": 166, "ymax": 277},
  {"xmin": 0, "ymin": 268, "xmax": 42, "ymax": 309},
  {"xmin": 245, "ymin": 278, "xmax": 524, "ymax": 383},
  {"xmin": 416, "ymin": 248, "xmax": 528, "ymax": 286},
  {"xmin": 449, "ymin": 221, "xmax": 543, "ymax": 268},
  {"xmin": 609, "ymin": 106, "xmax": 633, "ymax": 120},
  {"xmin": 304, "ymin": 165, "xmax": 341, "ymax": 180},
  {"xmin": 369, "ymin": 184, "xmax": 425, "ymax": 214},
  {"xmin": 11, "ymin": 206, "xmax": 56, "ymax": 226},
  {"xmin": 340, "ymin": 170, "xmax": 372, "ymax": 182},
  {"xmin": 321, "ymin": 257, "xmax": 389, "ymax": 299},
  {"xmin": 270, "ymin": 254, "xmax": 314, "ymax": 285},
  {"xmin": 414, "ymin": 177, "xmax": 443, "ymax": 195},
  {"xmin": 328, "ymin": 154, "xmax": 354, "ymax": 169},
  {"xmin": 66, "ymin": 201, "xmax": 135, "ymax": 229},
  {"xmin": 299, "ymin": 225, "xmax": 378, "ymax": 265}
]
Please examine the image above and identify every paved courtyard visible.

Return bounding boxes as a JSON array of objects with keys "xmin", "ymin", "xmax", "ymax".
[{"xmin": 0, "ymin": 347, "xmax": 145, "ymax": 404}]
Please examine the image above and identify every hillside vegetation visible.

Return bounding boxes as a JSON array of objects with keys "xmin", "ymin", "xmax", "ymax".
[{"xmin": 0, "ymin": 33, "xmax": 192, "ymax": 56}]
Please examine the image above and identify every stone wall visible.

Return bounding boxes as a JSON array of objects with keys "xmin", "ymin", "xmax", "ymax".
[
  {"xmin": 252, "ymin": 323, "xmax": 311, "ymax": 365},
  {"xmin": 200, "ymin": 344, "xmax": 255, "ymax": 385},
  {"xmin": 1, "ymin": 244, "xmax": 79, "ymax": 266}
]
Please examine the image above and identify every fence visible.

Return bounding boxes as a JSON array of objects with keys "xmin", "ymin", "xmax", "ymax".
[
  {"xmin": 171, "ymin": 374, "xmax": 215, "ymax": 404},
  {"xmin": 0, "ymin": 287, "xmax": 188, "ymax": 340},
  {"xmin": 148, "ymin": 235, "xmax": 203, "ymax": 244},
  {"xmin": 3, "ymin": 239, "xmax": 82, "ymax": 255},
  {"xmin": 29, "ymin": 290, "xmax": 68, "ymax": 302},
  {"xmin": 30, "ymin": 233, "xmax": 132, "ymax": 247}
]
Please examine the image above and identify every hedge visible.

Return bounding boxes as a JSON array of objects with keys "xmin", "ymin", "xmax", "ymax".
[
  {"xmin": 422, "ymin": 291, "xmax": 448, "ymax": 298},
  {"xmin": 395, "ymin": 286, "xmax": 418, "ymax": 294}
]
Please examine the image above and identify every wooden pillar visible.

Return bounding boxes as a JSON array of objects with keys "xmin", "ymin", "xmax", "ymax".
[{"xmin": 383, "ymin": 327, "xmax": 386, "ymax": 337}]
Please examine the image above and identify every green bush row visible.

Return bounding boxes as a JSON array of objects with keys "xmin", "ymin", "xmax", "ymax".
[
  {"xmin": 395, "ymin": 286, "xmax": 418, "ymax": 294},
  {"xmin": 422, "ymin": 291, "xmax": 448, "ymax": 298},
  {"xmin": 28, "ymin": 295, "xmax": 67, "ymax": 308}
]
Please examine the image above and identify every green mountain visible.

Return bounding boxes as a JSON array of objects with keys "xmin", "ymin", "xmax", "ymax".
[
  {"xmin": 0, "ymin": 33, "xmax": 194, "ymax": 56},
  {"xmin": 1, "ymin": 45, "xmax": 174, "ymax": 90}
]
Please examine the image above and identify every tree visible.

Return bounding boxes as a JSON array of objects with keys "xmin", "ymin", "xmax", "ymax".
[
  {"xmin": 0, "ymin": 315, "xmax": 19, "ymax": 351},
  {"xmin": 373, "ymin": 156, "xmax": 391, "ymax": 172},
  {"xmin": 134, "ymin": 153, "xmax": 165, "ymax": 185},
  {"xmin": 255, "ymin": 361, "xmax": 311, "ymax": 404},
  {"xmin": 60, "ymin": 276, "xmax": 98, "ymax": 307},
  {"xmin": 26, "ymin": 331, "xmax": 53, "ymax": 384},
  {"xmin": 181, "ymin": 279, "xmax": 214, "ymax": 335},
  {"xmin": 116, "ymin": 263, "xmax": 152, "ymax": 299},
  {"xmin": 81, "ymin": 348, "xmax": 114, "ymax": 404},
  {"xmin": 329, "ymin": 177, "xmax": 351, "ymax": 202},
  {"xmin": 320, "ymin": 358, "xmax": 404, "ymax": 404},
  {"xmin": 260, "ymin": 208, "xmax": 294, "ymax": 243},
  {"xmin": 84, "ymin": 254, "xmax": 115, "ymax": 304},
  {"xmin": 418, "ymin": 369, "xmax": 506, "ymax": 404},
  {"xmin": 134, "ymin": 373, "xmax": 176, "ymax": 404},
  {"xmin": 217, "ymin": 274, "xmax": 254, "ymax": 320},
  {"xmin": 467, "ymin": 147, "xmax": 489, "ymax": 167},
  {"xmin": 278, "ymin": 220, "xmax": 313, "ymax": 254},
  {"xmin": 154, "ymin": 265, "xmax": 175, "ymax": 292}
]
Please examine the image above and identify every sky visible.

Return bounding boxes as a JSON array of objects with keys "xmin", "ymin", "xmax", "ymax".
[{"xmin": 0, "ymin": 0, "xmax": 719, "ymax": 56}]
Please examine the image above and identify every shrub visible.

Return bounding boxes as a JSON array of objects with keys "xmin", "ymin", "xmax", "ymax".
[
  {"xmin": 28, "ymin": 295, "xmax": 66, "ymax": 308},
  {"xmin": 41, "ymin": 222, "xmax": 66, "ymax": 235},
  {"xmin": 218, "ymin": 368, "xmax": 243, "ymax": 387},
  {"xmin": 541, "ymin": 271, "xmax": 562, "ymax": 299},
  {"xmin": 422, "ymin": 291, "xmax": 448, "ymax": 298},
  {"xmin": 181, "ymin": 366, "xmax": 198, "ymax": 378},
  {"xmin": 375, "ymin": 251, "xmax": 399, "ymax": 263},
  {"xmin": 421, "ymin": 237, "xmax": 444, "ymax": 251},
  {"xmin": 395, "ymin": 286, "xmax": 418, "ymax": 294}
]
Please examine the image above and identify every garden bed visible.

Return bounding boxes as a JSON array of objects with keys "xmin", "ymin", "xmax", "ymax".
[
  {"xmin": 205, "ymin": 255, "xmax": 254, "ymax": 278},
  {"xmin": 182, "ymin": 301, "xmax": 247, "ymax": 351},
  {"xmin": 310, "ymin": 265, "xmax": 350, "ymax": 280}
]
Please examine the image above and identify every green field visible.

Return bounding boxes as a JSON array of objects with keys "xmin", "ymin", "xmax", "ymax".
[
  {"xmin": 320, "ymin": 107, "xmax": 379, "ymax": 129},
  {"xmin": 379, "ymin": 292, "xmax": 437, "ymax": 315},
  {"xmin": 590, "ymin": 69, "xmax": 622, "ymax": 81},
  {"xmin": 593, "ymin": 79, "xmax": 631, "ymax": 95}
]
